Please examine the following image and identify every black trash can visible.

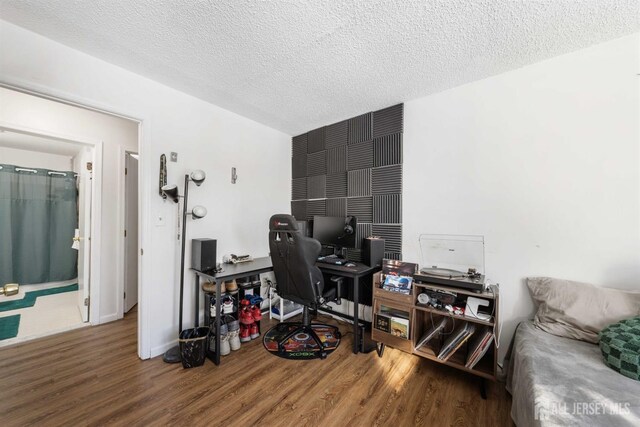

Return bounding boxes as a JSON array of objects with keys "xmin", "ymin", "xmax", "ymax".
[{"xmin": 178, "ymin": 327, "xmax": 210, "ymax": 368}]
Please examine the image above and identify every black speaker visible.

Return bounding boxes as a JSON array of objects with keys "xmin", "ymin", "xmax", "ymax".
[
  {"xmin": 363, "ymin": 237, "xmax": 385, "ymax": 268},
  {"xmin": 191, "ymin": 238, "xmax": 217, "ymax": 272},
  {"xmin": 296, "ymin": 220, "xmax": 311, "ymax": 237}
]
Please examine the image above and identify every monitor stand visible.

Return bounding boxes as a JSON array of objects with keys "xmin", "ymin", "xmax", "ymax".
[{"xmin": 319, "ymin": 245, "xmax": 346, "ymax": 259}]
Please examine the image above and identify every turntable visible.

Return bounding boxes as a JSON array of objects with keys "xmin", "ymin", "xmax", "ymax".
[{"xmin": 413, "ymin": 234, "xmax": 487, "ymax": 292}]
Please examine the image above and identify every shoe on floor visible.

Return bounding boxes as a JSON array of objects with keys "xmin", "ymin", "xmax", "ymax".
[
  {"xmin": 239, "ymin": 324, "xmax": 251, "ymax": 343},
  {"xmin": 228, "ymin": 330, "xmax": 241, "ymax": 351},
  {"xmin": 250, "ymin": 323, "xmax": 260, "ymax": 340}
]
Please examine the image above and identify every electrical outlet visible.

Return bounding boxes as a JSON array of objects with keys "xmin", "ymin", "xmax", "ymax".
[
  {"xmin": 156, "ymin": 214, "xmax": 165, "ymax": 227},
  {"xmin": 170, "ymin": 152, "xmax": 178, "ymax": 162}
]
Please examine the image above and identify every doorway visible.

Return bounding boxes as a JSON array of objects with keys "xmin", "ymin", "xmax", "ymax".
[
  {"xmin": 123, "ymin": 152, "xmax": 139, "ymax": 313},
  {"xmin": 0, "ymin": 130, "xmax": 94, "ymax": 345}
]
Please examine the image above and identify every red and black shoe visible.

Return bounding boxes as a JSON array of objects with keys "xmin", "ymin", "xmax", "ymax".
[
  {"xmin": 250, "ymin": 323, "xmax": 260, "ymax": 340},
  {"xmin": 239, "ymin": 324, "xmax": 251, "ymax": 343}
]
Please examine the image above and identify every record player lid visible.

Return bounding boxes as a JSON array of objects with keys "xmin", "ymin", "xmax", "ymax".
[{"xmin": 418, "ymin": 234, "xmax": 485, "ymax": 275}]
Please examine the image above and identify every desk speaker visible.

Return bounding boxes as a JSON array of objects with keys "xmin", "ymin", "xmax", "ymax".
[
  {"xmin": 363, "ymin": 237, "xmax": 385, "ymax": 268},
  {"xmin": 192, "ymin": 238, "xmax": 217, "ymax": 272}
]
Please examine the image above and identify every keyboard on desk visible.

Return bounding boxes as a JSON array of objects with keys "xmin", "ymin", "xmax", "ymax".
[{"xmin": 317, "ymin": 255, "xmax": 346, "ymax": 265}]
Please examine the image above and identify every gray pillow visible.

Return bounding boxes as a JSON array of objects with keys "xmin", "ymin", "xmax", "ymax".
[{"xmin": 527, "ymin": 277, "xmax": 640, "ymax": 344}]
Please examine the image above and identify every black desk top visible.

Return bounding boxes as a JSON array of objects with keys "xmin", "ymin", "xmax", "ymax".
[{"xmin": 192, "ymin": 256, "xmax": 377, "ymax": 281}]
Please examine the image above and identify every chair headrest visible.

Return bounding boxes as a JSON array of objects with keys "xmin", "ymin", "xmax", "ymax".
[{"xmin": 269, "ymin": 214, "xmax": 299, "ymax": 232}]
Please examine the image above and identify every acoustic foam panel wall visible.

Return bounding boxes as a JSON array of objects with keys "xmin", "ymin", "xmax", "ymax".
[{"xmin": 291, "ymin": 103, "xmax": 403, "ymax": 259}]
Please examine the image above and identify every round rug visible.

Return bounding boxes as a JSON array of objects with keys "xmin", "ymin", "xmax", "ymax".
[
  {"xmin": 263, "ymin": 322, "xmax": 341, "ymax": 360},
  {"xmin": 599, "ymin": 316, "xmax": 640, "ymax": 381}
]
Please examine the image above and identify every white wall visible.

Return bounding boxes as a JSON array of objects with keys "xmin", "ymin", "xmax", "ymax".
[
  {"xmin": 0, "ymin": 20, "xmax": 291, "ymax": 358},
  {"xmin": 403, "ymin": 33, "xmax": 640, "ymax": 360},
  {"xmin": 0, "ymin": 145, "xmax": 72, "ymax": 170}
]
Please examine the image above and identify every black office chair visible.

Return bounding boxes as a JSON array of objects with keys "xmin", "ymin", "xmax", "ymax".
[{"xmin": 268, "ymin": 214, "xmax": 341, "ymax": 359}]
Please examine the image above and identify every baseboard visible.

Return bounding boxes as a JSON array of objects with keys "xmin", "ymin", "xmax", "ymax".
[
  {"xmin": 151, "ymin": 340, "xmax": 177, "ymax": 359},
  {"xmin": 99, "ymin": 313, "xmax": 119, "ymax": 324}
]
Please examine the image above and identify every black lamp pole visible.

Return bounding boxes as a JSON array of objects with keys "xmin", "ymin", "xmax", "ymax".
[{"xmin": 178, "ymin": 174, "xmax": 189, "ymax": 333}]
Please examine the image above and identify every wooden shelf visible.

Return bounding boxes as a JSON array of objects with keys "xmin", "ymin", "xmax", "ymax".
[
  {"xmin": 413, "ymin": 304, "xmax": 495, "ymax": 327},
  {"xmin": 414, "ymin": 281, "xmax": 498, "ymax": 300}
]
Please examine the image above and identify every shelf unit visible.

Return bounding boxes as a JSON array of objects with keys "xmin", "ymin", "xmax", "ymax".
[{"xmin": 371, "ymin": 272, "xmax": 500, "ymax": 382}]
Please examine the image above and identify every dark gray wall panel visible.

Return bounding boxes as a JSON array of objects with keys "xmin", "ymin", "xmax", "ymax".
[
  {"xmin": 325, "ymin": 120, "xmax": 348, "ymax": 148},
  {"xmin": 384, "ymin": 252, "xmax": 402, "ymax": 260},
  {"xmin": 326, "ymin": 198, "xmax": 347, "ymax": 217},
  {"xmin": 372, "ymin": 165, "xmax": 402, "ymax": 195},
  {"xmin": 307, "ymin": 127, "xmax": 325, "ymax": 153},
  {"xmin": 291, "ymin": 200, "xmax": 307, "ymax": 221},
  {"xmin": 373, "ymin": 194, "xmax": 401, "ymax": 224},
  {"xmin": 292, "ymin": 133, "xmax": 308, "ymax": 157},
  {"xmin": 292, "ymin": 154, "xmax": 307, "ymax": 179},
  {"xmin": 326, "ymin": 146, "xmax": 347, "ymax": 174},
  {"xmin": 306, "ymin": 199, "xmax": 326, "ymax": 220},
  {"xmin": 306, "ymin": 175, "xmax": 326, "ymax": 199},
  {"xmin": 356, "ymin": 223, "xmax": 372, "ymax": 249},
  {"xmin": 372, "ymin": 224, "xmax": 402, "ymax": 253},
  {"xmin": 373, "ymin": 104, "xmax": 403, "ymax": 138},
  {"xmin": 307, "ymin": 151, "xmax": 326, "ymax": 176},
  {"xmin": 374, "ymin": 133, "xmax": 402, "ymax": 167},
  {"xmin": 348, "ymin": 113, "xmax": 372, "ymax": 144},
  {"xmin": 347, "ymin": 169, "xmax": 371, "ymax": 197},
  {"xmin": 347, "ymin": 197, "xmax": 373, "ymax": 223},
  {"xmin": 347, "ymin": 141, "xmax": 373, "ymax": 171},
  {"xmin": 326, "ymin": 173, "xmax": 347, "ymax": 198},
  {"xmin": 292, "ymin": 177, "xmax": 307, "ymax": 200}
]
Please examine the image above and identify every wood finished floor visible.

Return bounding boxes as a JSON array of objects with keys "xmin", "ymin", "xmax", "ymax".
[{"xmin": 0, "ymin": 311, "xmax": 513, "ymax": 426}]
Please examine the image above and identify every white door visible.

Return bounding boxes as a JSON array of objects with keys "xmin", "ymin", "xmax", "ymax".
[
  {"xmin": 124, "ymin": 153, "xmax": 139, "ymax": 313},
  {"xmin": 77, "ymin": 147, "xmax": 92, "ymax": 322}
]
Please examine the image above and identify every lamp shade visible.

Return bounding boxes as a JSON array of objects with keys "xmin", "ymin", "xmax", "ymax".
[
  {"xmin": 161, "ymin": 184, "xmax": 179, "ymax": 203},
  {"xmin": 190, "ymin": 170, "xmax": 206, "ymax": 186},
  {"xmin": 191, "ymin": 205, "xmax": 207, "ymax": 219}
]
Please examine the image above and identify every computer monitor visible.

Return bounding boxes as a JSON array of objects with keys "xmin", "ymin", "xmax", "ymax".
[{"xmin": 312, "ymin": 216, "xmax": 357, "ymax": 249}]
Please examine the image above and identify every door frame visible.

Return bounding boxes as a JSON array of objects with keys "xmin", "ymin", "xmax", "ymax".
[
  {"xmin": 117, "ymin": 148, "xmax": 139, "ymax": 318},
  {"xmin": 0, "ymin": 121, "xmax": 103, "ymax": 325}
]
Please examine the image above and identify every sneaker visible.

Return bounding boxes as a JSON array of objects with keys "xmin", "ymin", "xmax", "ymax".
[
  {"xmin": 222, "ymin": 296, "xmax": 235, "ymax": 314},
  {"xmin": 225, "ymin": 280, "xmax": 238, "ymax": 294},
  {"xmin": 228, "ymin": 330, "xmax": 241, "ymax": 351},
  {"xmin": 209, "ymin": 323, "xmax": 228, "ymax": 352},
  {"xmin": 250, "ymin": 323, "xmax": 260, "ymax": 340},
  {"xmin": 239, "ymin": 307, "xmax": 254, "ymax": 325},
  {"xmin": 210, "ymin": 298, "xmax": 217, "ymax": 317},
  {"xmin": 239, "ymin": 324, "xmax": 251, "ymax": 342},
  {"xmin": 220, "ymin": 333, "xmax": 231, "ymax": 356},
  {"xmin": 250, "ymin": 305, "xmax": 262, "ymax": 321}
]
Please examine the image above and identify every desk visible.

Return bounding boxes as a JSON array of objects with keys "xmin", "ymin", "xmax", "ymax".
[
  {"xmin": 192, "ymin": 257, "xmax": 273, "ymax": 365},
  {"xmin": 193, "ymin": 256, "xmax": 377, "ymax": 364}
]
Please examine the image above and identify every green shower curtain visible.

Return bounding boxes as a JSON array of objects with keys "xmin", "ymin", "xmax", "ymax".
[{"xmin": 0, "ymin": 164, "xmax": 78, "ymax": 285}]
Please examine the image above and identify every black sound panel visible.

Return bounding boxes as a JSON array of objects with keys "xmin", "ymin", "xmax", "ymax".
[
  {"xmin": 347, "ymin": 197, "xmax": 373, "ymax": 223},
  {"xmin": 292, "ymin": 154, "xmax": 307, "ymax": 179},
  {"xmin": 325, "ymin": 120, "xmax": 348, "ymax": 148},
  {"xmin": 373, "ymin": 104, "xmax": 404, "ymax": 138},
  {"xmin": 372, "ymin": 165, "xmax": 402, "ymax": 195},
  {"xmin": 291, "ymin": 200, "xmax": 307, "ymax": 221},
  {"xmin": 374, "ymin": 133, "xmax": 402, "ymax": 167},
  {"xmin": 373, "ymin": 194, "xmax": 401, "ymax": 224},
  {"xmin": 355, "ymin": 223, "xmax": 372, "ymax": 249},
  {"xmin": 326, "ymin": 198, "xmax": 347, "ymax": 217},
  {"xmin": 326, "ymin": 146, "xmax": 347, "ymax": 174},
  {"xmin": 292, "ymin": 134, "xmax": 308, "ymax": 157},
  {"xmin": 306, "ymin": 199, "xmax": 326, "ymax": 220},
  {"xmin": 307, "ymin": 175, "xmax": 326, "ymax": 199},
  {"xmin": 292, "ymin": 177, "xmax": 307, "ymax": 200},
  {"xmin": 348, "ymin": 113, "xmax": 372, "ymax": 144},
  {"xmin": 347, "ymin": 169, "xmax": 371, "ymax": 197},
  {"xmin": 326, "ymin": 173, "xmax": 347, "ymax": 198},
  {"xmin": 372, "ymin": 224, "xmax": 402, "ymax": 253},
  {"xmin": 307, "ymin": 151, "xmax": 326, "ymax": 176},
  {"xmin": 347, "ymin": 141, "xmax": 374, "ymax": 171},
  {"xmin": 307, "ymin": 127, "xmax": 325, "ymax": 153}
]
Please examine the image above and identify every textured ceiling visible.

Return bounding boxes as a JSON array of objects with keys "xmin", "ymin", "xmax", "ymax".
[
  {"xmin": 0, "ymin": 130, "xmax": 83, "ymax": 156},
  {"xmin": 0, "ymin": 1, "xmax": 638, "ymax": 135}
]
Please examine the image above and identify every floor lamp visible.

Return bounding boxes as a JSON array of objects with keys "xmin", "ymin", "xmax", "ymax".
[{"xmin": 162, "ymin": 170, "xmax": 207, "ymax": 364}]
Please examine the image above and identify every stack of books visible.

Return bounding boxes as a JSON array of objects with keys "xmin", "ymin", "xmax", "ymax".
[
  {"xmin": 465, "ymin": 326, "xmax": 494, "ymax": 369},
  {"xmin": 437, "ymin": 322, "xmax": 476, "ymax": 361}
]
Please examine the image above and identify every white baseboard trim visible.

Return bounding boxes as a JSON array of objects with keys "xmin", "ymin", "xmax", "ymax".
[
  {"xmin": 150, "ymin": 340, "xmax": 177, "ymax": 359},
  {"xmin": 99, "ymin": 313, "xmax": 119, "ymax": 324}
]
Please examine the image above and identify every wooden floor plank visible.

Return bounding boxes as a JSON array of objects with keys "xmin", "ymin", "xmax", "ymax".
[{"xmin": 0, "ymin": 310, "xmax": 513, "ymax": 426}]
